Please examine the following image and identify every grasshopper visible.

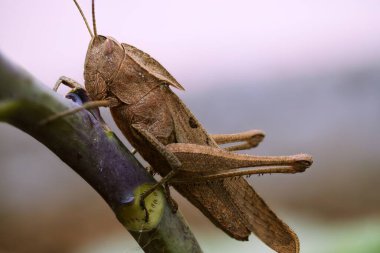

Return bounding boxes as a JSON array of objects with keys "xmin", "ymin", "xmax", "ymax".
[{"xmin": 48, "ymin": 1, "xmax": 313, "ymax": 252}]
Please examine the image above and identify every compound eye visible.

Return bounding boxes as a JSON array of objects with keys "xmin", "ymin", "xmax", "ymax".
[{"xmin": 104, "ymin": 38, "xmax": 114, "ymax": 55}]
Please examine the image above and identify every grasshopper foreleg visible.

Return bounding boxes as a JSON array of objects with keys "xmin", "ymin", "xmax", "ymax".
[
  {"xmin": 53, "ymin": 76, "xmax": 84, "ymax": 91},
  {"xmin": 211, "ymin": 129, "xmax": 265, "ymax": 151}
]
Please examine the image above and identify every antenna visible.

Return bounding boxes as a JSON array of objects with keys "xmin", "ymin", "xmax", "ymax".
[
  {"xmin": 73, "ymin": 0, "xmax": 94, "ymax": 38},
  {"xmin": 92, "ymin": 0, "xmax": 98, "ymax": 37}
]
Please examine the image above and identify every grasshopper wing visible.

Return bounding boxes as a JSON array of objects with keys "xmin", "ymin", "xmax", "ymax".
[
  {"xmin": 225, "ymin": 178, "xmax": 300, "ymax": 253},
  {"xmin": 123, "ymin": 43, "xmax": 185, "ymax": 90}
]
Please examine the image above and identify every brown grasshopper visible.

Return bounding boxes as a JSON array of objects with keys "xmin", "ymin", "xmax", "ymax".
[{"xmin": 48, "ymin": 1, "xmax": 313, "ymax": 252}]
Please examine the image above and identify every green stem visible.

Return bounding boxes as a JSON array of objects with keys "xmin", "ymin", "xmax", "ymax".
[{"xmin": 0, "ymin": 52, "xmax": 202, "ymax": 253}]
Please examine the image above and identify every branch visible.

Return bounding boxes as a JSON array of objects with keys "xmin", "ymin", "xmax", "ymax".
[{"xmin": 0, "ymin": 52, "xmax": 203, "ymax": 253}]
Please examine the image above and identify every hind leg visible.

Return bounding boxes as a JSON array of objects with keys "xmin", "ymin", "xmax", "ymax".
[
  {"xmin": 131, "ymin": 124, "xmax": 182, "ymax": 220},
  {"xmin": 165, "ymin": 143, "xmax": 312, "ymax": 183},
  {"xmin": 211, "ymin": 129, "xmax": 265, "ymax": 151}
]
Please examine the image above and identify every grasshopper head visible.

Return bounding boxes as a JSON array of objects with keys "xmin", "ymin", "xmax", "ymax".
[
  {"xmin": 84, "ymin": 35, "xmax": 124, "ymax": 99},
  {"xmin": 74, "ymin": 0, "xmax": 184, "ymax": 103},
  {"xmin": 74, "ymin": 0, "xmax": 124, "ymax": 100}
]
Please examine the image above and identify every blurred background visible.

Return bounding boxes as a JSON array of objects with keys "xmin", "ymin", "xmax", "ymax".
[{"xmin": 1, "ymin": 0, "xmax": 380, "ymax": 252}]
